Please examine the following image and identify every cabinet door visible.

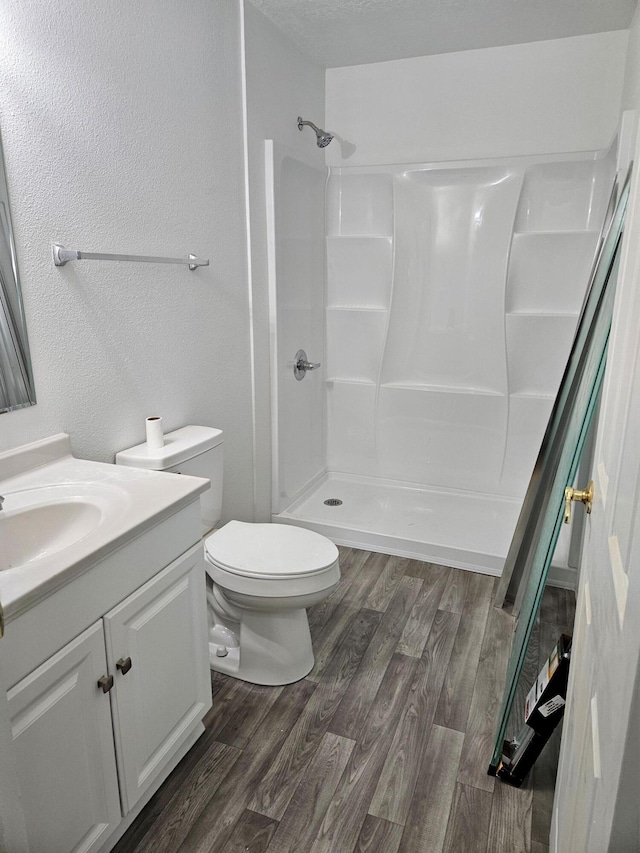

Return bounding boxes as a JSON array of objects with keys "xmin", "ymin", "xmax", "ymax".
[
  {"xmin": 7, "ymin": 621, "xmax": 121, "ymax": 853},
  {"xmin": 104, "ymin": 543, "xmax": 211, "ymax": 813}
]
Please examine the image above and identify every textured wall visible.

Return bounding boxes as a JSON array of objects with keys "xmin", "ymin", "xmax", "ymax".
[
  {"xmin": 325, "ymin": 31, "xmax": 628, "ymax": 166},
  {"xmin": 0, "ymin": 0, "xmax": 253, "ymax": 522}
]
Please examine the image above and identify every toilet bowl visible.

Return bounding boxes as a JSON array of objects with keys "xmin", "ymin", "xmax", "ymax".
[
  {"xmin": 205, "ymin": 520, "xmax": 340, "ymax": 685},
  {"xmin": 115, "ymin": 426, "xmax": 340, "ymax": 686}
]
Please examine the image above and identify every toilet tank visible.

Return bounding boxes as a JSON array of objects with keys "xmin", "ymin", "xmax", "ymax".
[{"xmin": 116, "ymin": 425, "xmax": 223, "ymax": 533}]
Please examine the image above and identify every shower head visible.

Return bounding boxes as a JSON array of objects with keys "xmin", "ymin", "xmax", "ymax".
[{"xmin": 297, "ymin": 116, "xmax": 334, "ymax": 148}]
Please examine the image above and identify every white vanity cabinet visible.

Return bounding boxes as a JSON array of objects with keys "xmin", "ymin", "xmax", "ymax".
[{"xmin": 6, "ymin": 543, "xmax": 211, "ymax": 853}]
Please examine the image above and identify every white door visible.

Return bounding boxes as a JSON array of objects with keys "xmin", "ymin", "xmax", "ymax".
[
  {"xmin": 553, "ymin": 142, "xmax": 640, "ymax": 849},
  {"xmin": 7, "ymin": 621, "xmax": 121, "ymax": 853},
  {"xmin": 104, "ymin": 543, "xmax": 211, "ymax": 814}
]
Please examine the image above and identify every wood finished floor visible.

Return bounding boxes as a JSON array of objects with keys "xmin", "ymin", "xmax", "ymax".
[{"xmin": 114, "ymin": 548, "xmax": 572, "ymax": 853}]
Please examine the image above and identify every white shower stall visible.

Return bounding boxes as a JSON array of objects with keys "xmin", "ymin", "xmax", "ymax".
[{"xmin": 267, "ymin": 139, "xmax": 615, "ymax": 573}]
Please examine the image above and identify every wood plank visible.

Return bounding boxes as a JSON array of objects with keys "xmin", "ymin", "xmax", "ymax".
[
  {"xmin": 265, "ymin": 733, "xmax": 355, "ymax": 853},
  {"xmin": 562, "ymin": 590, "xmax": 576, "ymax": 635},
  {"xmin": 308, "ymin": 551, "xmax": 386, "ymax": 681},
  {"xmin": 329, "ymin": 576, "xmax": 423, "ymax": 740},
  {"xmin": 369, "ymin": 609, "xmax": 461, "ymax": 825},
  {"xmin": 486, "ymin": 779, "xmax": 533, "ymax": 853},
  {"xmin": 202, "ymin": 673, "xmax": 257, "ymax": 738},
  {"xmin": 250, "ymin": 609, "xmax": 381, "ymax": 820},
  {"xmin": 434, "ymin": 573, "xmax": 494, "ymax": 731},
  {"xmin": 180, "ymin": 678, "xmax": 316, "ymax": 852},
  {"xmin": 355, "ymin": 814, "xmax": 404, "ymax": 853},
  {"xmin": 439, "ymin": 568, "xmax": 471, "ymax": 614},
  {"xmin": 539, "ymin": 586, "xmax": 563, "ymax": 625},
  {"xmin": 308, "ymin": 602, "xmax": 364, "ymax": 682},
  {"xmin": 311, "ymin": 654, "xmax": 418, "ymax": 853},
  {"xmin": 216, "ymin": 683, "xmax": 283, "ymax": 749},
  {"xmin": 365, "ymin": 556, "xmax": 410, "ymax": 612},
  {"xmin": 308, "ymin": 548, "xmax": 367, "ymax": 637},
  {"xmin": 397, "ymin": 725, "xmax": 465, "ymax": 853},
  {"xmin": 457, "ymin": 603, "xmax": 514, "ymax": 792},
  {"xmin": 403, "ymin": 559, "xmax": 449, "ymax": 581},
  {"xmin": 531, "ymin": 842, "xmax": 549, "ymax": 853},
  {"xmin": 442, "ymin": 783, "xmax": 493, "ymax": 853},
  {"xmin": 220, "ymin": 810, "xmax": 278, "ymax": 853},
  {"xmin": 210, "ymin": 669, "xmax": 228, "ymax": 700},
  {"xmin": 342, "ymin": 551, "xmax": 394, "ymax": 606},
  {"xmin": 113, "ymin": 740, "xmax": 241, "ymax": 853},
  {"xmin": 396, "ymin": 563, "xmax": 450, "ymax": 658}
]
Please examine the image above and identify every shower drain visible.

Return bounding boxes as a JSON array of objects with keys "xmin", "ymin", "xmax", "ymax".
[{"xmin": 324, "ymin": 498, "xmax": 343, "ymax": 507}]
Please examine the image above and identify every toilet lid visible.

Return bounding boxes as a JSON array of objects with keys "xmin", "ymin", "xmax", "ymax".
[{"xmin": 205, "ymin": 521, "xmax": 339, "ymax": 579}]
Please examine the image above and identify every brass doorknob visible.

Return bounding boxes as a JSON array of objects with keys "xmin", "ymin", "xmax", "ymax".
[{"xmin": 564, "ymin": 480, "xmax": 594, "ymax": 525}]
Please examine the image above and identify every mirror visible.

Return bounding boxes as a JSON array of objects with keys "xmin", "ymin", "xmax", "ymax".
[
  {"xmin": 488, "ymin": 166, "xmax": 631, "ymax": 774},
  {"xmin": 0, "ymin": 127, "xmax": 35, "ymax": 413}
]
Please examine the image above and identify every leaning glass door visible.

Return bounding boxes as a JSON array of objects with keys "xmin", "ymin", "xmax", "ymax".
[{"xmin": 489, "ymin": 168, "xmax": 631, "ymax": 773}]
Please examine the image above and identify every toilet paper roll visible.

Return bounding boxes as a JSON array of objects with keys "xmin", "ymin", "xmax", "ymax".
[{"xmin": 145, "ymin": 416, "xmax": 164, "ymax": 450}]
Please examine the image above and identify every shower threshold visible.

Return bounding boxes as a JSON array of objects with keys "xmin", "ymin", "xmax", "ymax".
[{"xmin": 273, "ymin": 472, "xmax": 522, "ymax": 575}]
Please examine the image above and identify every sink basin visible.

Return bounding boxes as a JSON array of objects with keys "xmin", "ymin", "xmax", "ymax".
[
  {"xmin": 0, "ymin": 484, "xmax": 127, "ymax": 571},
  {"xmin": 0, "ymin": 433, "xmax": 210, "ymax": 617}
]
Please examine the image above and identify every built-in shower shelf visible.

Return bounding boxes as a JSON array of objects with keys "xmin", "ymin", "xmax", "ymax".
[
  {"xmin": 325, "ymin": 377, "xmax": 376, "ymax": 386},
  {"xmin": 327, "ymin": 306, "xmax": 388, "ymax": 312},
  {"xmin": 510, "ymin": 391, "xmax": 555, "ymax": 401},
  {"xmin": 512, "ymin": 229, "xmax": 600, "ymax": 238},
  {"xmin": 380, "ymin": 382, "xmax": 505, "ymax": 396},
  {"xmin": 326, "ymin": 234, "xmax": 393, "ymax": 241},
  {"xmin": 506, "ymin": 310, "xmax": 580, "ymax": 318}
]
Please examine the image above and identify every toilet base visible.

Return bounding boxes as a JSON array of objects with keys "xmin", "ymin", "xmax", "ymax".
[{"xmin": 208, "ymin": 605, "xmax": 315, "ymax": 686}]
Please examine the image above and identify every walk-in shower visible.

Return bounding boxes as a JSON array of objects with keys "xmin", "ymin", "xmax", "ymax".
[{"xmin": 266, "ymin": 139, "xmax": 616, "ymax": 574}]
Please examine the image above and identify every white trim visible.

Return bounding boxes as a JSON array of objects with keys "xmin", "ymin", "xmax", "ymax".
[{"xmin": 240, "ymin": 0, "xmax": 258, "ymax": 521}]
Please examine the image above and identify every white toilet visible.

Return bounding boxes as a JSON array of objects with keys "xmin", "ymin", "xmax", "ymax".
[{"xmin": 116, "ymin": 425, "xmax": 340, "ymax": 685}]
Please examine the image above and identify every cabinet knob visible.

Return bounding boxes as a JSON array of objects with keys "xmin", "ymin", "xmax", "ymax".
[
  {"xmin": 97, "ymin": 674, "xmax": 114, "ymax": 693},
  {"xmin": 116, "ymin": 657, "xmax": 132, "ymax": 675}
]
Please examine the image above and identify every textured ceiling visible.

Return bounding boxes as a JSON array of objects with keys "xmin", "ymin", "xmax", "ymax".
[{"xmin": 248, "ymin": 0, "xmax": 637, "ymax": 67}]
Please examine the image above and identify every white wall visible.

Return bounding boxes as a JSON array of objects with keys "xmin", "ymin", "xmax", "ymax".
[
  {"xmin": 325, "ymin": 31, "xmax": 628, "ymax": 167},
  {"xmin": 243, "ymin": 1, "xmax": 325, "ymax": 519},
  {"xmin": 0, "ymin": 0, "xmax": 252, "ymax": 522}
]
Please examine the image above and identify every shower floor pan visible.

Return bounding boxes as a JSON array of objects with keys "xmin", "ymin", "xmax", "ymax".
[{"xmin": 274, "ymin": 472, "xmax": 522, "ymax": 574}]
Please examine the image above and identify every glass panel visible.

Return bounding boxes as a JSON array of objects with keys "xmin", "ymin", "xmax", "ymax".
[
  {"xmin": 489, "ymin": 170, "xmax": 630, "ymax": 772},
  {"xmin": 496, "ymin": 178, "xmax": 622, "ymax": 612}
]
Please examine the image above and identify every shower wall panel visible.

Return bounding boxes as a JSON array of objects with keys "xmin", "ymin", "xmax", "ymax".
[
  {"xmin": 325, "ymin": 154, "xmax": 614, "ymax": 501},
  {"xmin": 382, "ymin": 168, "xmax": 521, "ymax": 392},
  {"xmin": 267, "ymin": 143, "xmax": 327, "ymax": 513}
]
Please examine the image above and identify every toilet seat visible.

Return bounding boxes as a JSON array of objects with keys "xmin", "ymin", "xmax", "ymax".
[{"xmin": 205, "ymin": 520, "xmax": 339, "ymax": 579}]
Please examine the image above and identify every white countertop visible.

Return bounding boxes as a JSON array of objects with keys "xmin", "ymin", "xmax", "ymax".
[{"xmin": 0, "ymin": 434, "xmax": 209, "ymax": 617}]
